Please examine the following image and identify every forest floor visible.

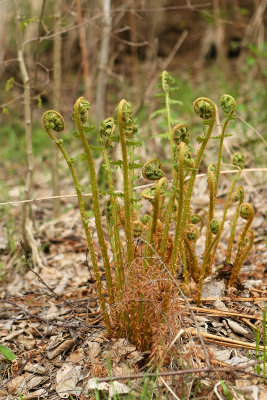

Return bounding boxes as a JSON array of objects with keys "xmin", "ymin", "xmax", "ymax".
[{"xmin": 0, "ymin": 173, "xmax": 266, "ymax": 399}]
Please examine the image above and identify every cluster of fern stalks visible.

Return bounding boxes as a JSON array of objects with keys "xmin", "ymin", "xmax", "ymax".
[{"xmin": 42, "ymin": 71, "xmax": 254, "ymax": 351}]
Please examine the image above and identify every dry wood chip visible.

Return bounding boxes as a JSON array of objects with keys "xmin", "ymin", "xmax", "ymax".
[{"xmin": 47, "ymin": 338, "xmax": 75, "ymax": 360}]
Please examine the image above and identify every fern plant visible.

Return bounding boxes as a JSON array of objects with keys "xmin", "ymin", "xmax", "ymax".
[{"xmin": 42, "ymin": 71, "xmax": 254, "ymax": 351}]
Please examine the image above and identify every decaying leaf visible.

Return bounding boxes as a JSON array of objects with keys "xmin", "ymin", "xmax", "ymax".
[{"xmin": 56, "ymin": 363, "xmax": 82, "ymax": 399}]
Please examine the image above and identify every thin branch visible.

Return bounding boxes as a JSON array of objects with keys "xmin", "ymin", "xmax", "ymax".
[
  {"xmin": 96, "ymin": 359, "xmax": 264, "ymax": 382},
  {"xmin": 236, "ymin": 113, "xmax": 267, "ymax": 147},
  {"xmin": 20, "ymin": 240, "xmax": 71, "ymax": 307},
  {"xmin": 1, "ymin": 168, "xmax": 266, "ymax": 207}
]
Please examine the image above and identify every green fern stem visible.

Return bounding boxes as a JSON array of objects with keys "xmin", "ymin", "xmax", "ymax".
[
  {"xmin": 206, "ymin": 170, "xmax": 245, "ymax": 275},
  {"xmin": 228, "ymin": 204, "xmax": 254, "ymax": 287},
  {"xmin": 161, "ymin": 71, "xmax": 175, "ymax": 176},
  {"xmin": 117, "ymin": 99, "xmax": 134, "ymax": 265},
  {"xmin": 171, "ymin": 141, "xmax": 186, "ymax": 269},
  {"xmin": 42, "ymin": 111, "xmax": 112, "ymax": 332},
  {"xmin": 215, "ymin": 94, "xmax": 237, "ymax": 195},
  {"xmin": 197, "ymin": 220, "xmax": 221, "ymax": 305},
  {"xmin": 160, "ymin": 173, "xmax": 178, "ymax": 255},
  {"xmin": 181, "ymin": 241, "xmax": 189, "ymax": 289},
  {"xmin": 215, "ymin": 117, "xmax": 233, "ymax": 195},
  {"xmin": 225, "ymin": 186, "xmax": 244, "ymax": 264},
  {"xmin": 204, "ymin": 169, "xmax": 216, "ymax": 276},
  {"xmin": 228, "ymin": 229, "xmax": 254, "ymax": 288},
  {"xmin": 150, "ymin": 177, "xmax": 168, "ymax": 245},
  {"xmin": 215, "ymin": 168, "xmax": 242, "ymax": 249},
  {"xmin": 99, "ymin": 120, "xmax": 124, "ymax": 290},
  {"xmin": 228, "ymin": 229, "xmax": 254, "ymax": 287},
  {"xmin": 73, "ymin": 98, "xmax": 114, "ymax": 304},
  {"xmin": 184, "ymin": 238, "xmax": 199, "ymax": 283},
  {"xmin": 160, "ymin": 123, "xmax": 190, "ymax": 255},
  {"xmin": 178, "ymin": 98, "xmax": 216, "ymax": 268}
]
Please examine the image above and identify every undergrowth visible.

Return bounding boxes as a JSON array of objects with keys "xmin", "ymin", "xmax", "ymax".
[{"xmin": 42, "ymin": 71, "xmax": 255, "ymax": 353}]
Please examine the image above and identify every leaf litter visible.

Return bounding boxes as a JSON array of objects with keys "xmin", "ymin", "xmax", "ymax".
[{"xmin": 0, "ymin": 180, "xmax": 266, "ymax": 399}]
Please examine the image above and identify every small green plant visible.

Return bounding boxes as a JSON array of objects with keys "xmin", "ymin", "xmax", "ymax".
[
  {"xmin": 219, "ymin": 380, "xmax": 233, "ymax": 400},
  {"xmin": 43, "ymin": 71, "xmax": 255, "ymax": 351},
  {"xmin": 0, "ymin": 344, "xmax": 16, "ymax": 361}
]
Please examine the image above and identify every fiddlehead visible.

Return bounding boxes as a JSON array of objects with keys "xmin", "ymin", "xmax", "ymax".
[
  {"xmin": 172, "ymin": 123, "xmax": 190, "ymax": 145},
  {"xmin": 220, "ymin": 94, "xmax": 236, "ymax": 115},
  {"xmin": 142, "ymin": 158, "xmax": 164, "ymax": 181},
  {"xmin": 193, "ymin": 98, "xmax": 215, "ymax": 120},
  {"xmin": 43, "ymin": 110, "xmax": 65, "ymax": 134},
  {"xmin": 232, "ymin": 152, "xmax": 245, "ymax": 170},
  {"xmin": 99, "ymin": 117, "xmax": 116, "ymax": 149}
]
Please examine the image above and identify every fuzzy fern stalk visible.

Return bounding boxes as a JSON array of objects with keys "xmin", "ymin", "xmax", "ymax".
[
  {"xmin": 99, "ymin": 118, "xmax": 124, "ymax": 290},
  {"xmin": 184, "ymin": 224, "xmax": 200, "ymax": 282},
  {"xmin": 160, "ymin": 71, "xmax": 175, "ymax": 166},
  {"xmin": 197, "ymin": 219, "xmax": 221, "ymax": 304},
  {"xmin": 116, "ymin": 99, "xmax": 135, "ymax": 266},
  {"xmin": 42, "ymin": 110, "xmax": 112, "ymax": 332},
  {"xmin": 142, "ymin": 159, "xmax": 165, "ymax": 256},
  {"xmin": 172, "ymin": 98, "xmax": 216, "ymax": 269},
  {"xmin": 214, "ymin": 94, "xmax": 236, "ymax": 195},
  {"xmin": 204, "ymin": 167, "xmax": 217, "ymax": 275},
  {"xmin": 160, "ymin": 124, "xmax": 191, "ymax": 259},
  {"xmin": 73, "ymin": 97, "xmax": 114, "ymax": 304},
  {"xmin": 156, "ymin": 71, "xmax": 182, "ymax": 177},
  {"xmin": 171, "ymin": 141, "xmax": 187, "ymax": 271},
  {"xmin": 210, "ymin": 151, "xmax": 246, "ymax": 271},
  {"xmin": 225, "ymin": 186, "xmax": 244, "ymax": 264},
  {"xmin": 228, "ymin": 203, "xmax": 254, "ymax": 287},
  {"xmin": 150, "ymin": 177, "xmax": 168, "ymax": 247}
]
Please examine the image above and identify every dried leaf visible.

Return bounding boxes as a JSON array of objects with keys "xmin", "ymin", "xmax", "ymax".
[
  {"xmin": 56, "ymin": 364, "xmax": 82, "ymax": 399},
  {"xmin": 109, "ymin": 381, "xmax": 131, "ymax": 398},
  {"xmin": 47, "ymin": 339, "xmax": 75, "ymax": 360}
]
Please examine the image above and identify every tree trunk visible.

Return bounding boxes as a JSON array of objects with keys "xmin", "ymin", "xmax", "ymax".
[
  {"xmin": 76, "ymin": 0, "xmax": 91, "ymax": 100},
  {"xmin": 52, "ymin": 0, "xmax": 62, "ymax": 218},
  {"xmin": 96, "ymin": 0, "xmax": 112, "ymax": 123},
  {"xmin": 0, "ymin": 1, "xmax": 8, "ymax": 78},
  {"xmin": 14, "ymin": 0, "xmax": 34, "ymax": 254}
]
